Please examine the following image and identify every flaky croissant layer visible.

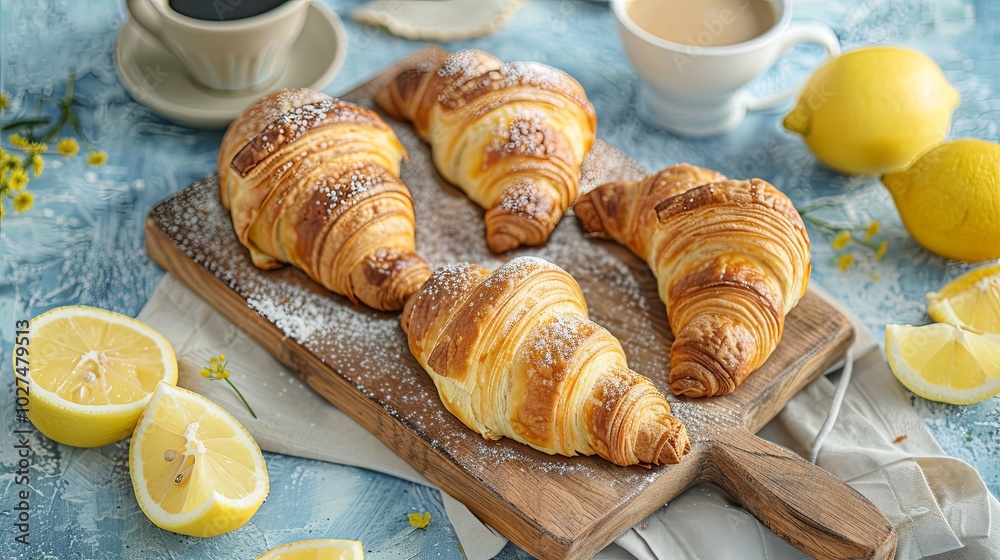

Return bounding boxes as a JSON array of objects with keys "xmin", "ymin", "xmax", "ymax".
[
  {"xmin": 402, "ymin": 257, "xmax": 690, "ymax": 467},
  {"xmin": 376, "ymin": 49, "xmax": 597, "ymax": 253},
  {"xmin": 219, "ymin": 88, "xmax": 431, "ymax": 311},
  {"xmin": 653, "ymin": 179, "xmax": 812, "ymax": 397}
]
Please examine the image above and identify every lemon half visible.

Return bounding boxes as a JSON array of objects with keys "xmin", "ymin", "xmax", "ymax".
[
  {"xmin": 927, "ymin": 264, "xmax": 1000, "ymax": 333},
  {"xmin": 885, "ymin": 323, "xmax": 1000, "ymax": 405},
  {"xmin": 255, "ymin": 539, "xmax": 364, "ymax": 560},
  {"xmin": 129, "ymin": 382, "xmax": 269, "ymax": 537},
  {"xmin": 20, "ymin": 305, "xmax": 178, "ymax": 447}
]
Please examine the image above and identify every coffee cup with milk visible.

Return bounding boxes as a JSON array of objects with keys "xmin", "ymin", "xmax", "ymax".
[
  {"xmin": 612, "ymin": 0, "xmax": 840, "ymax": 137},
  {"xmin": 125, "ymin": 0, "xmax": 311, "ymax": 91}
]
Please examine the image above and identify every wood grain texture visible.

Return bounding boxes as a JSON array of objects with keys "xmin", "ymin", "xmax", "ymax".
[{"xmin": 145, "ymin": 47, "xmax": 894, "ymax": 560}]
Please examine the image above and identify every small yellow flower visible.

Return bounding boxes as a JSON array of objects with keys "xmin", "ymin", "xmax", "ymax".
[
  {"xmin": 29, "ymin": 154, "xmax": 43, "ymax": 178},
  {"xmin": 864, "ymin": 221, "xmax": 880, "ymax": 241},
  {"xmin": 0, "ymin": 91, "xmax": 9, "ymax": 111},
  {"xmin": 201, "ymin": 354, "xmax": 231, "ymax": 380},
  {"xmin": 408, "ymin": 512, "xmax": 431, "ymax": 529},
  {"xmin": 0, "ymin": 150, "xmax": 15, "ymax": 172},
  {"xmin": 837, "ymin": 253, "xmax": 855, "ymax": 272},
  {"xmin": 13, "ymin": 191, "xmax": 34, "ymax": 213},
  {"xmin": 24, "ymin": 142, "xmax": 47, "ymax": 155},
  {"xmin": 9, "ymin": 134, "xmax": 29, "ymax": 149},
  {"xmin": 837, "ymin": 253, "xmax": 854, "ymax": 272},
  {"xmin": 86, "ymin": 150, "xmax": 107, "ymax": 166},
  {"xmin": 832, "ymin": 230, "xmax": 851, "ymax": 250},
  {"xmin": 202, "ymin": 353, "xmax": 256, "ymax": 418},
  {"xmin": 875, "ymin": 240, "xmax": 888, "ymax": 260},
  {"xmin": 7, "ymin": 167, "xmax": 28, "ymax": 191},
  {"xmin": 57, "ymin": 138, "xmax": 79, "ymax": 156}
]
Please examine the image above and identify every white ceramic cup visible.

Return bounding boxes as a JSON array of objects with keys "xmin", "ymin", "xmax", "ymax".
[
  {"xmin": 611, "ymin": 0, "xmax": 840, "ymax": 137},
  {"xmin": 125, "ymin": 0, "xmax": 310, "ymax": 91}
]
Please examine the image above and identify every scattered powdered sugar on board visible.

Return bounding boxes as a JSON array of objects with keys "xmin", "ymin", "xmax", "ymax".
[
  {"xmin": 148, "ymin": 132, "xmax": 736, "ymax": 474},
  {"xmin": 148, "ymin": 77, "xmax": 822, "ymax": 522}
]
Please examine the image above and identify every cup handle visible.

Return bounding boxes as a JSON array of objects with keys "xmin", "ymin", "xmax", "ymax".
[
  {"xmin": 126, "ymin": 0, "xmax": 164, "ymax": 40},
  {"xmin": 745, "ymin": 22, "xmax": 841, "ymax": 111}
]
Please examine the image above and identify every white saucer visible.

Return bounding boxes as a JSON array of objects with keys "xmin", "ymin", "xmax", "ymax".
[{"xmin": 114, "ymin": 2, "xmax": 347, "ymax": 129}]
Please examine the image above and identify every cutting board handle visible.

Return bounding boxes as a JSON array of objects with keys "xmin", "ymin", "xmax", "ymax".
[{"xmin": 706, "ymin": 429, "xmax": 896, "ymax": 560}]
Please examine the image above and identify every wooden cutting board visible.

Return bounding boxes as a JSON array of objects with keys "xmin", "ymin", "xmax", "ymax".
[{"xmin": 145, "ymin": 47, "xmax": 895, "ymax": 560}]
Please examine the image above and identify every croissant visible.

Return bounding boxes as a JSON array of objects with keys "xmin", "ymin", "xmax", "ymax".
[
  {"xmin": 375, "ymin": 49, "xmax": 597, "ymax": 253},
  {"xmin": 576, "ymin": 174, "xmax": 811, "ymax": 397},
  {"xmin": 401, "ymin": 256, "xmax": 690, "ymax": 467},
  {"xmin": 218, "ymin": 88, "xmax": 431, "ymax": 311}
]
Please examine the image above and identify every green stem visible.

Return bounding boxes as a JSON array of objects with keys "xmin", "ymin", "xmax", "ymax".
[
  {"xmin": 2, "ymin": 118, "xmax": 51, "ymax": 132},
  {"xmin": 796, "ymin": 199, "xmax": 838, "ymax": 214},
  {"xmin": 801, "ymin": 214, "xmax": 842, "ymax": 234},
  {"xmin": 225, "ymin": 378, "xmax": 257, "ymax": 419}
]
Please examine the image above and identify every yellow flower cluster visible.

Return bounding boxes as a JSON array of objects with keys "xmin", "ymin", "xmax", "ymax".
[
  {"xmin": 201, "ymin": 353, "xmax": 258, "ymax": 419},
  {"xmin": 200, "ymin": 354, "xmax": 232, "ymax": 380},
  {"xmin": 0, "ymin": 82, "xmax": 109, "ymax": 223},
  {"xmin": 798, "ymin": 200, "xmax": 889, "ymax": 274}
]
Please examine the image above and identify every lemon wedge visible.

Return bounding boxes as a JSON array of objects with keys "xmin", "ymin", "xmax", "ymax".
[
  {"xmin": 885, "ymin": 323, "xmax": 1000, "ymax": 404},
  {"xmin": 255, "ymin": 539, "xmax": 365, "ymax": 560},
  {"xmin": 129, "ymin": 382, "xmax": 269, "ymax": 537},
  {"xmin": 927, "ymin": 264, "xmax": 1000, "ymax": 333},
  {"xmin": 19, "ymin": 305, "xmax": 178, "ymax": 447}
]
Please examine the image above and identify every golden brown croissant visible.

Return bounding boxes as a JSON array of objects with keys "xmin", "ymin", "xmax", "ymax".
[
  {"xmin": 576, "ymin": 173, "xmax": 811, "ymax": 398},
  {"xmin": 401, "ymin": 256, "xmax": 690, "ymax": 467},
  {"xmin": 218, "ymin": 88, "xmax": 431, "ymax": 311},
  {"xmin": 375, "ymin": 49, "xmax": 597, "ymax": 253}
]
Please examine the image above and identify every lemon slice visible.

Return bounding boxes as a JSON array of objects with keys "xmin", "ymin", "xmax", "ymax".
[
  {"xmin": 19, "ymin": 305, "xmax": 178, "ymax": 447},
  {"xmin": 255, "ymin": 539, "xmax": 364, "ymax": 560},
  {"xmin": 927, "ymin": 264, "xmax": 1000, "ymax": 333},
  {"xmin": 129, "ymin": 382, "xmax": 269, "ymax": 537},
  {"xmin": 885, "ymin": 323, "xmax": 1000, "ymax": 404}
]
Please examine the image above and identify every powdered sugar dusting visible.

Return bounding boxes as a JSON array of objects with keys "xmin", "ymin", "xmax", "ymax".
[
  {"xmin": 435, "ymin": 50, "xmax": 587, "ymax": 106},
  {"xmin": 265, "ymin": 99, "xmax": 374, "ymax": 146},
  {"xmin": 533, "ymin": 313, "xmax": 588, "ymax": 368},
  {"xmin": 498, "ymin": 179, "xmax": 543, "ymax": 215},
  {"xmin": 148, "ymin": 119, "xmax": 765, "ymax": 525},
  {"xmin": 579, "ymin": 139, "xmax": 647, "ymax": 196},
  {"xmin": 486, "ymin": 110, "xmax": 556, "ymax": 162}
]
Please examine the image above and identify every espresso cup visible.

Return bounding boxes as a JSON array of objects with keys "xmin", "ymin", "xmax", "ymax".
[
  {"xmin": 125, "ymin": 0, "xmax": 310, "ymax": 91},
  {"xmin": 611, "ymin": 0, "xmax": 840, "ymax": 137}
]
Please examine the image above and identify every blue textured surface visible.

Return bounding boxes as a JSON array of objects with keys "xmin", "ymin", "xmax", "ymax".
[{"xmin": 1, "ymin": 0, "xmax": 997, "ymax": 558}]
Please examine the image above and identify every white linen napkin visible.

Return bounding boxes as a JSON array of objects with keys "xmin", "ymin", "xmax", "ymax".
[
  {"xmin": 137, "ymin": 275, "xmax": 508, "ymax": 560},
  {"xmin": 352, "ymin": 0, "xmax": 525, "ymax": 42},
  {"xmin": 138, "ymin": 276, "xmax": 998, "ymax": 559},
  {"xmin": 612, "ymin": 286, "xmax": 999, "ymax": 560}
]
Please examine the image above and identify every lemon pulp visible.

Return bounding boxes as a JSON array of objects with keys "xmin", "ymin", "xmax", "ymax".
[
  {"xmin": 885, "ymin": 323, "xmax": 1000, "ymax": 405},
  {"xmin": 927, "ymin": 265, "xmax": 1000, "ymax": 333},
  {"xmin": 21, "ymin": 305, "xmax": 178, "ymax": 447},
  {"xmin": 255, "ymin": 539, "xmax": 365, "ymax": 560},
  {"xmin": 129, "ymin": 382, "xmax": 268, "ymax": 537}
]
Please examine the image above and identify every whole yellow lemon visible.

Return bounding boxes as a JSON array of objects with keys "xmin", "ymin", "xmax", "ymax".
[
  {"xmin": 783, "ymin": 46, "xmax": 959, "ymax": 175},
  {"xmin": 882, "ymin": 138, "xmax": 1000, "ymax": 262}
]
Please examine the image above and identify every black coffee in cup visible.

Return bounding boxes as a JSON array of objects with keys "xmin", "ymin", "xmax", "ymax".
[{"xmin": 168, "ymin": 0, "xmax": 291, "ymax": 21}]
